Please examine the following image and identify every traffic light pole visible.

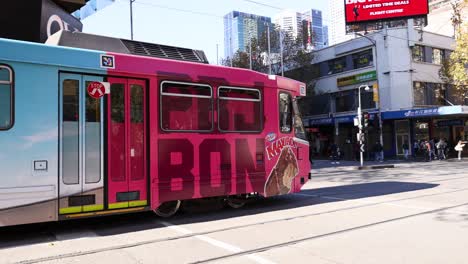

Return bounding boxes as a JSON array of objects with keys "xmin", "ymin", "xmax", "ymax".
[
  {"xmin": 357, "ymin": 85, "xmax": 369, "ymax": 168},
  {"xmin": 358, "ymin": 87, "xmax": 364, "ymax": 168}
]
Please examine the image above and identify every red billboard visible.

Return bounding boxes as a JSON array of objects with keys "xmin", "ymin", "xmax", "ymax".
[{"xmin": 345, "ymin": 0, "xmax": 429, "ymax": 24}]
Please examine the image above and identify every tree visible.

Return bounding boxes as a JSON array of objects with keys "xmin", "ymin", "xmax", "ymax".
[
  {"xmin": 222, "ymin": 26, "xmax": 315, "ymax": 76},
  {"xmin": 439, "ymin": 0, "xmax": 468, "ymax": 103}
]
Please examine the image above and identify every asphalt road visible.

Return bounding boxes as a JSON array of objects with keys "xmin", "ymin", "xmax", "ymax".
[{"xmin": 1, "ymin": 160, "xmax": 468, "ymax": 264}]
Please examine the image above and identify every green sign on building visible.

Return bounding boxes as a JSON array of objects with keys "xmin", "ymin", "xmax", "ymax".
[{"xmin": 337, "ymin": 70, "xmax": 377, "ymax": 87}]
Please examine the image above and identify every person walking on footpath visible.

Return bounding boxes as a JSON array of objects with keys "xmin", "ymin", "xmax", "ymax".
[
  {"xmin": 413, "ymin": 141, "xmax": 419, "ymax": 159},
  {"xmin": 402, "ymin": 141, "xmax": 409, "ymax": 160},
  {"xmin": 330, "ymin": 142, "xmax": 340, "ymax": 165},
  {"xmin": 436, "ymin": 138, "xmax": 447, "ymax": 160},
  {"xmin": 455, "ymin": 140, "xmax": 467, "ymax": 161},
  {"xmin": 373, "ymin": 142, "xmax": 383, "ymax": 162}
]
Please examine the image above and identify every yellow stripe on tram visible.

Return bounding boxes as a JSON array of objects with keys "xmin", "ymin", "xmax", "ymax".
[
  {"xmin": 129, "ymin": 200, "xmax": 147, "ymax": 207},
  {"xmin": 83, "ymin": 204, "xmax": 104, "ymax": 212},
  {"xmin": 59, "ymin": 206, "xmax": 82, "ymax": 215},
  {"xmin": 108, "ymin": 202, "xmax": 129, "ymax": 209}
]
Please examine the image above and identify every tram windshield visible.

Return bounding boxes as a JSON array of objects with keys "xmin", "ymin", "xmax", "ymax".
[{"xmin": 292, "ymin": 98, "xmax": 307, "ymax": 140}]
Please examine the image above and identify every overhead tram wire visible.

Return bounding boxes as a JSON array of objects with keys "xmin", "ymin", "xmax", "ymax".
[
  {"xmin": 116, "ymin": 0, "xmax": 436, "ymax": 52},
  {"xmin": 115, "ymin": 0, "xmax": 224, "ymax": 19}
]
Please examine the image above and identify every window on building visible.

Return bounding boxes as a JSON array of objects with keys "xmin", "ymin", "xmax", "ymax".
[
  {"xmin": 413, "ymin": 82, "xmax": 427, "ymax": 106},
  {"xmin": 328, "ymin": 56, "xmax": 347, "ymax": 74},
  {"xmin": 412, "ymin": 45, "xmax": 425, "ymax": 62},
  {"xmin": 432, "ymin": 83, "xmax": 447, "ymax": 106},
  {"xmin": 352, "ymin": 49, "xmax": 373, "ymax": 69},
  {"xmin": 218, "ymin": 87, "xmax": 262, "ymax": 132},
  {"xmin": 432, "ymin": 48, "xmax": 444, "ymax": 65},
  {"xmin": 160, "ymin": 81, "xmax": 213, "ymax": 132},
  {"xmin": 279, "ymin": 92, "xmax": 292, "ymax": 133},
  {"xmin": 0, "ymin": 65, "xmax": 13, "ymax": 130},
  {"xmin": 335, "ymin": 90, "xmax": 356, "ymax": 112}
]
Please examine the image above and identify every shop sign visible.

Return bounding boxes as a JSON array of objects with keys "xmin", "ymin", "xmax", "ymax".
[
  {"xmin": 382, "ymin": 107, "xmax": 440, "ymax": 120},
  {"xmin": 437, "ymin": 120, "xmax": 463, "ymax": 127},
  {"xmin": 309, "ymin": 118, "xmax": 333, "ymax": 126},
  {"xmin": 337, "ymin": 71, "xmax": 377, "ymax": 87}
]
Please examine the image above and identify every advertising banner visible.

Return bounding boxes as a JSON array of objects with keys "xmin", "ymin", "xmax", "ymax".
[
  {"xmin": 337, "ymin": 71, "xmax": 377, "ymax": 87},
  {"xmin": 345, "ymin": 0, "xmax": 429, "ymax": 25},
  {"xmin": 40, "ymin": 0, "xmax": 83, "ymax": 42}
]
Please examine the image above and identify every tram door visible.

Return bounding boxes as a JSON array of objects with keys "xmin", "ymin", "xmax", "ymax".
[
  {"xmin": 59, "ymin": 74, "xmax": 105, "ymax": 214},
  {"xmin": 107, "ymin": 78, "xmax": 147, "ymax": 209}
]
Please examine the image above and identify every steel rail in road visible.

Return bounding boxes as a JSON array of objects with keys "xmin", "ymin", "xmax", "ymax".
[{"xmin": 16, "ymin": 186, "xmax": 468, "ymax": 264}]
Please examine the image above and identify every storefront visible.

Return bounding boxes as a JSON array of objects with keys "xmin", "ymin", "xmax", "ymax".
[
  {"xmin": 382, "ymin": 106, "xmax": 468, "ymax": 158},
  {"xmin": 306, "ymin": 112, "xmax": 385, "ymax": 160}
]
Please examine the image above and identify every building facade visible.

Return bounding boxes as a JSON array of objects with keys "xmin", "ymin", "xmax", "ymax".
[
  {"xmin": 274, "ymin": 9, "xmax": 303, "ymax": 40},
  {"xmin": 223, "ymin": 11, "xmax": 272, "ymax": 59},
  {"xmin": 425, "ymin": 0, "xmax": 468, "ymax": 37},
  {"xmin": 301, "ymin": 9, "xmax": 326, "ymax": 50},
  {"xmin": 301, "ymin": 24, "xmax": 467, "ymax": 160},
  {"xmin": 328, "ymin": 0, "xmax": 354, "ymax": 46}
]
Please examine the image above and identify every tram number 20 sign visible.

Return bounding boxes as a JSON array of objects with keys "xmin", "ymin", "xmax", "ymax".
[
  {"xmin": 87, "ymin": 82, "xmax": 110, "ymax": 99},
  {"xmin": 345, "ymin": 0, "xmax": 429, "ymax": 25}
]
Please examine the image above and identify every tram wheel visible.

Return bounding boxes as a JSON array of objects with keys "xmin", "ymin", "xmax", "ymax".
[
  {"xmin": 154, "ymin": 200, "xmax": 181, "ymax": 217},
  {"xmin": 225, "ymin": 196, "xmax": 247, "ymax": 209}
]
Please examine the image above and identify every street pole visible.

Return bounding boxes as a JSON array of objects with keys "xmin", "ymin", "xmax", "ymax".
[
  {"xmin": 358, "ymin": 86, "xmax": 364, "ymax": 167},
  {"xmin": 267, "ymin": 23, "xmax": 271, "ymax": 74},
  {"xmin": 279, "ymin": 30, "xmax": 284, "ymax": 76},
  {"xmin": 130, "ymin": 0, "xmax": 136, "ymax": 40},
  {"xmin": 216, "ymin": 44, "xmax": 219, "ymax": 65},
  {"xmin": 357, "ymin": 84, "xmax": 370, "ymax": 168},
  {"xmin": 355, "ymin": 32, "xmax": 384, "ymax": 159},
  {"xmin": 249, "ymin": 38, "xmax": 252, "ymax": 70}
]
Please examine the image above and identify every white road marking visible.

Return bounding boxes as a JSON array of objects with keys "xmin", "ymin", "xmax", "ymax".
[{"xmin": 160, "ymin": 221, "xmax": 276, "ymax": 264}]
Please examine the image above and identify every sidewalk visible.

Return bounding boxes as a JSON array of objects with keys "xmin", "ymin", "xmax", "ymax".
[{"xmin": 310, "ymin": 157, "xmax": 467, "ymax": 171}]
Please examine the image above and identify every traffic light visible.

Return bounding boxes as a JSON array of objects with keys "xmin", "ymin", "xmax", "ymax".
[{"xmin": 363, "ymin": 112, "xmax": 370, "ymax": 129}]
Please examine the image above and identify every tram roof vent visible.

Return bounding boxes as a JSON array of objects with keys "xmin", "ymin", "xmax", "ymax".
[
  {"xmin": 46, "ymin": 30, "xmax": 209, "ymax": 64},
  {"xmin": 121, "ymin": 40, "xmax": 207, "ymax": 63}
]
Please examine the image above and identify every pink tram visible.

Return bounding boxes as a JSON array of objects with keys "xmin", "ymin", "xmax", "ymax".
[{"xmin": 0, "ymin": 31, "xmax": 310, "ymax": 226}]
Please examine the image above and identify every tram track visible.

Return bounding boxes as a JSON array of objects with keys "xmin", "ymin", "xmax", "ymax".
[
  {"xmin": 15, "ymin": 185, "xmax": 468, "ymax": 264},
  {"xmin": 190, "ymin": 201, "xmax": 468, "ymax": 264}
]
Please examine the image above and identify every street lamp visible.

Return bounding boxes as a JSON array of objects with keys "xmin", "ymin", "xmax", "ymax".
[
  {"xmin": 354, "ymin": 32, "xmax": 384, "ymax": 159},
  {"xmin": 358, "ymin": 84, "xmax": 370, "ymax": 167}
]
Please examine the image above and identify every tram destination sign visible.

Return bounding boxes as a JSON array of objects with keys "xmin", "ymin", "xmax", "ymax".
[{"xmin": 345, "ymin": 0, "xmax": 429, "ymax": 25}]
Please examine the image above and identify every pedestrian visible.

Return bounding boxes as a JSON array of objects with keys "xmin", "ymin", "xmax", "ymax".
[
  {"xmin": 373, "ymin": 142, "xmax": 383, "ymax": 162},
  {"xmin": 402, "ymin": 141, "xmax": 409, "ymax": 160},
  {"xmin": 413, "ymin": 141, "xmax": 419, "ymax": 159},
  {"xmin": 330, "ymin": 142, "xmax": 340, "ymax": 165},
  {"xmin": 429, "ymin": 139, "xmax": 436, "ymax": 160},
  {"xmin": 436, "ymin": 138, "xmax": 447, "ymax": 160},
  {"xmin": 454, "ymin": 140, "xmax": 467, "ymax": 161}
]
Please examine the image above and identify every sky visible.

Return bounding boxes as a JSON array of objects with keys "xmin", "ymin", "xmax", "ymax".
[{"xmin": 82, "ymin": 0, "xmax": 328, "ymax": 64}]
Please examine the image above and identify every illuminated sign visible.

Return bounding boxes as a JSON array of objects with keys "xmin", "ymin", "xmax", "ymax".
[
  {"xmin": 345, "ymin": 0, "xmax": 429, "ymax": 25},
  {"xmin": 337, "ymin": 70, "xmax": 377, "ymax": 87}
]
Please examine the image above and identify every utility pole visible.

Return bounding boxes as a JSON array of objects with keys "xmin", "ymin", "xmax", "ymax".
[
  {"xmin": 216, "ymin": 44, "xmax": 219, "ymax": 65},
  {"xmin": 355, "ymin": 32, "xmax": 384, "ymax": 159},
  {"xmin": 249, "ymin": 31, "xmax": 252, "ymax": 70},
  {"xmin": 267, "ymin": 23, "xmax": 271, "ymax": 74},
  {"xmin": 130, "ymin": 0, "xmax": 136, "ymax": 40},
  {"xmin": 280, "ymin": 30, "xmax": 284, "ymax": 76}
]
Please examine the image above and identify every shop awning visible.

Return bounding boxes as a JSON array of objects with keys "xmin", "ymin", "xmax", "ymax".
[
  {"xmin": 382, "ymin": 105, "xmax": 468, "ymax": 120},
  {"xmin": 306, "ymin": 112, "xmax": 377, "ymax": 126}
]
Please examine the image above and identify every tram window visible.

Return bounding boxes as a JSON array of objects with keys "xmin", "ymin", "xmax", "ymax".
[
  {"xmin": 85, "ymin": 81, "xmax": 101, "ymax": 184},
  {"xmin": 218, "ymin": 87, "xmax": 262, "ymax": 133},
  {"xmin": 160, "ymin": 81, "xmax": 213, "ymax": 132},
  {"xmin": 279, "ymin": 92, "xmax": 292, "ymax": 133},
  {"xmin": 0, "ymin": 66, "xmax": 13, "ymax": 130},
  {"xmin": 62, "ymin": 79, "xmax": 80, "ymax": 185}
]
